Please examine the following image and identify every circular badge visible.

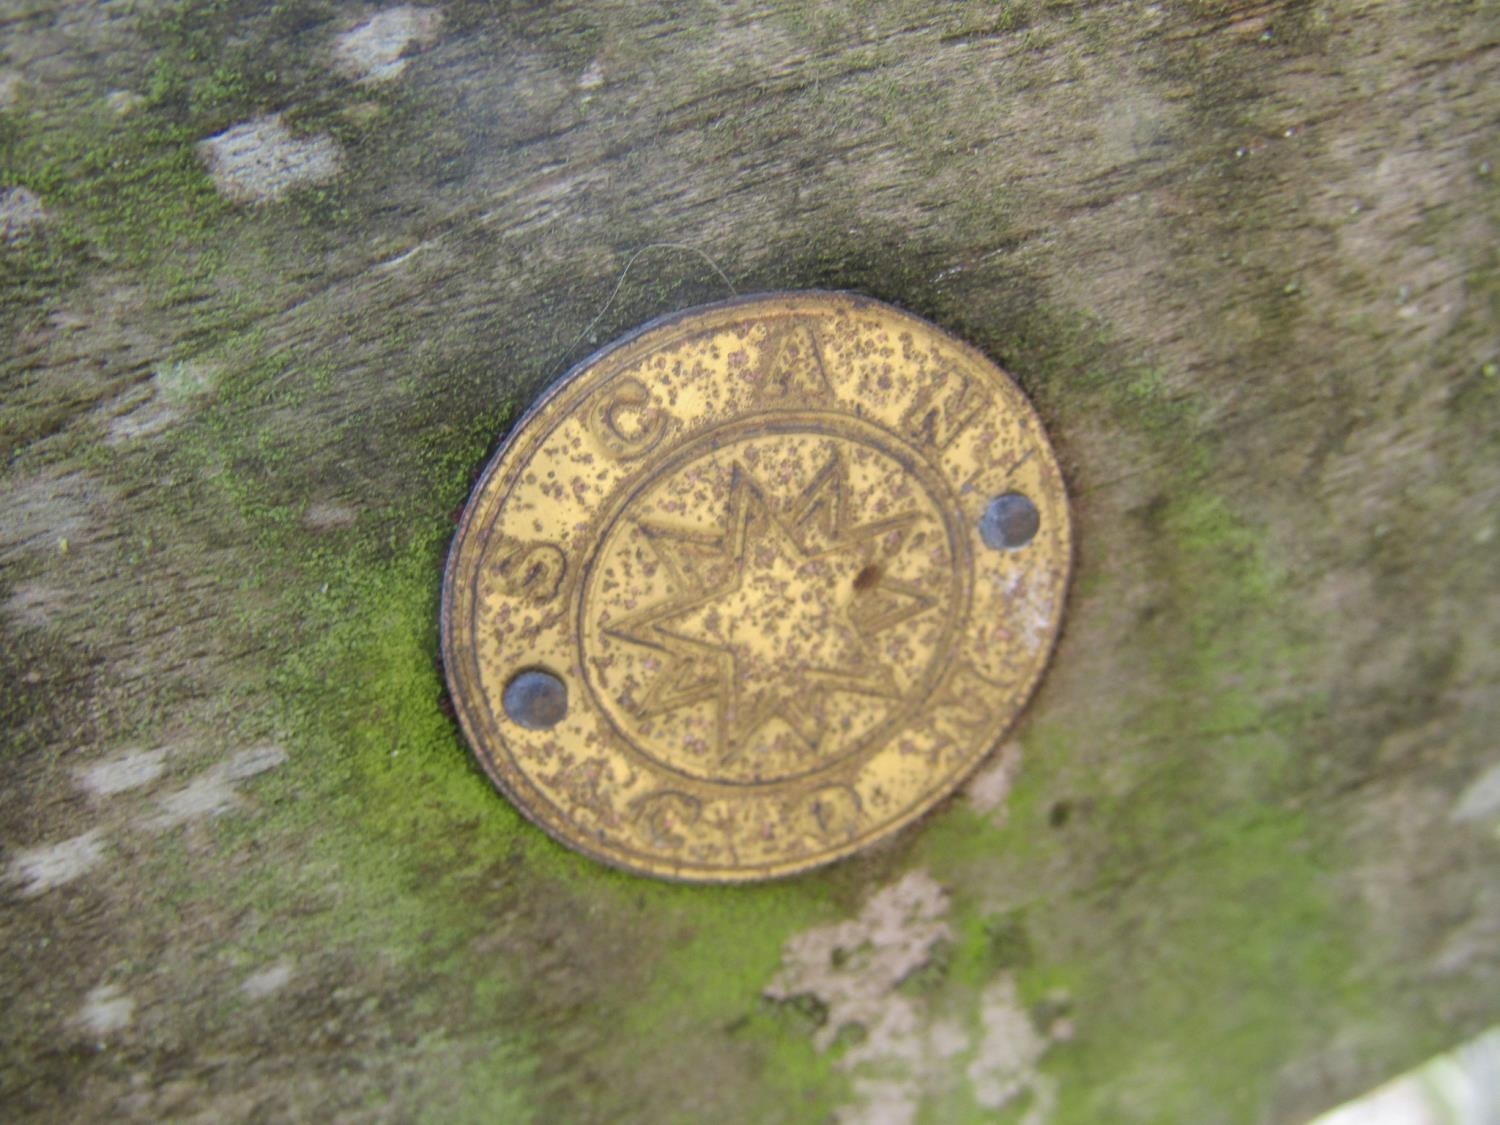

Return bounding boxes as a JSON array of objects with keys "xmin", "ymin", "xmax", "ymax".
[{"xmin": 442, "ymin": 292, "xmax": 1071, "ymax": 881}]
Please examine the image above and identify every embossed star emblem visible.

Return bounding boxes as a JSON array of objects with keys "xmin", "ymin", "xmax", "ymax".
[{"xmin": 606, "ymin": 451, "xmax": 937, "ymax": 765}]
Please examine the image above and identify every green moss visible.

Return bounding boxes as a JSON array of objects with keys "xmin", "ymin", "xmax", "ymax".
[
  {"xmin": 904, "ymin": 472, "xmax": 1361, "ymax": 1122},
  {"xmin": 0, "ymin": 0, "xmax": 404, "ymax": 363},
  {"xmin": 187, "ymin": 207, "xmax": 1358, "ymax": 1118},
  {"xmin": 284, "ymin": 543, "xmax": 573, "ymax": 873},
  {"xmin": 2, "ymin": 99, "xmax": 229, "ymax": 271},
  {"xmin": 414, "ymin": 1039, "xmax": 540, "ymax": 1125},
  {"xmin": 135, "ymin": 351, "xmax": 840, "ymax": 1117},
  {"xmin": 262, "ymin": 526, "xmax": 848, "ymax": 1119},
  {"xmin": 46, "ymin": 192, "xmax": 1366, "ymax": 1116}
]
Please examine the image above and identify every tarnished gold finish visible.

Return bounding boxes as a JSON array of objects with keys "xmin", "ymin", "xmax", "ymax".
[{"xmin": 442, "ymin": 292, "xmax": 1071, "ymax": 881}]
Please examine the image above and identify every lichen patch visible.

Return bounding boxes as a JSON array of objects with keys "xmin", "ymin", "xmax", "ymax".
[
  {"xmin": 105, "ymin": 391, "xmax": 180, "ymax": 444},
  {"xmin": 766, "ymin": 870, "xmax": 953, "ymax": 1054},
  {"xmin": 144, "ymin": 744, "xmax": 286, "ymax": 831},
  {"xmin": 3, "ymin": 581, "xmax": 68, "ymax": 630},
  {"xmin": 1452, "ymin": 760, "xmax": 1500, "ymax": 826},
  {"xmin": 968, "ymin": 977, "xmax": 1056, "ymax": 1120},
  {"xmin": 77, "ymin": 983, "xmax": 135, "ymax": 1037},
  {"xmin": 8, "ymin": 830, "xmax": 108, "ymax": 897},
  {"xmin": 102, "ymin": 360, "xmax": 220, "ymax": 443},
  {"xmin": 1, "ymin": 186, "xmax": 46, "ymax": 241},
  {"xmin": 154, "ymin": 359, "xmax": 221, "ymax": 402},
  {"xmin": 147, "ymin": 772, "xmax": 241, "ymax": 829},
  {"xmin": 767, "ymin": 870, "xmax": 1068, "ymax": 1123},
  {"xmin": 77, "ymin": 748, "xmax": 169, "ymax": 798},
  {"xmin": 577, "ymin": 60, "xmax": 605, "ymax": 91},
  {"xmin": 333, "ymin": 7, "xmax": 442, "ymax": 84},
  {"xmin": 226, "ymin": 743, "xmax": 288, "ymax": 779},
  {"xmin": 198, "ymin": 116, "xmax": 341, "ymax": 204},
  {"xmin": 0, "ymin": 71, "xmax": 24, "ymax": 110},
  {"xmin": 105, "ymin": 89, "xmax": 144, "ymax": 116},
  {"xmin": 966, "ymin": 742, "xmax": 1023, "ymax": 817},
  {"xmin": 241, "ymin": 961, "xmax": 294, "ymax": 999},
  {"xmin": 303, "ymin": 500, "xmax": 359, "ymax": 531}
]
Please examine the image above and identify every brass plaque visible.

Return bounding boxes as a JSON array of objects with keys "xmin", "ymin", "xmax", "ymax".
[{"xmin": 442, "ymin": 292, "xmax": 1071, "ymax": 881}]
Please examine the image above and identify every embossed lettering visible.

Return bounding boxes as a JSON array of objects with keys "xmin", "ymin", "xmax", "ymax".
[
  {"xmin": 494, "ymin": 539, "xmax": 567, "ymax": 602},
  {"xmin": 900, "ymin": 367, "xmax": 982, "ymax": 450},
  {"xmin": 758, "ymin": 322, "xmax": 832, "ymax": 401},
  {"xmin": 803, "ymin": 783, "xmax": 862, "ymax": 840},
  {"xmin": 587, "ymin": 375, "xmax": 668, "ymax": 460},
  {"xmin": 632, "ymin": 790, "xmax": 702, "ymax": 849},
  {"xmin": 960, "ymin": 447, "xmax": 1034, "ymax": 496},
  {"xmin": 936, "ymin": 661, "xmax": 1007, "ymax": 730}
]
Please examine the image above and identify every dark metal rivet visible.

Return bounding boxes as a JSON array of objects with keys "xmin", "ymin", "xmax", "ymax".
[
  {"xmin": 503, "ymin": 670, "xmax": 568, "ymax": 729},
  {"xmin": 979, "ymin": 492, "xmax": 1040, "ymax": 550}
]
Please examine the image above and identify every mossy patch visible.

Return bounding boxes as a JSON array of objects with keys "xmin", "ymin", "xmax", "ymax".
[
  {"xmin": 0, "ymin": 96, "xmax": 230, "ymax": 313},
  {"xmin": 248, "ymin": 522, "xmax": 847, "ymax": 1120},
  {"xmin": 130, "ymin": 334, "xmax": 843, "ymax": 1117},
  {"xmin": 903, "ymin": 477, "xmax": 1368, "ymax": 1122},
  {"xmin": 146, "ymin": 207, "xmax": 1371, "ymax": 1120}
]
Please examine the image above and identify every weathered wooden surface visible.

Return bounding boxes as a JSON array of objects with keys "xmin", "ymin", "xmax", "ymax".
[{"xmin": 2, "ymin": 1, "xmax": 1497, "ymax": 1121}]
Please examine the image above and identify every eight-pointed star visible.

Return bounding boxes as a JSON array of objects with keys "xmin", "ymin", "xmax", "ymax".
[{"xmin": 605, "ymin": 451, "xmax": 937, "ymax": 765}]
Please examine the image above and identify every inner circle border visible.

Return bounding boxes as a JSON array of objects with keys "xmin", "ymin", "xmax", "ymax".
[{"xmin": 576, "ymin": 409, "xmax": 973, "ymax": 789}]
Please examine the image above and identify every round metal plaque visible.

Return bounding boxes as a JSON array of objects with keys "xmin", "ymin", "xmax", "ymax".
[{"xmin": 442, "ymin": 292, "xmax": 1071, "ymax": 881}]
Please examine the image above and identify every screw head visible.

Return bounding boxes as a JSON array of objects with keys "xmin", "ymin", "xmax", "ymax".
[
  {"xmin": 979, "ymin": 492, "xmax": 1040, "ymax": 550},
  {"xmin": 503, "ymin": 670, "xmax": 568, "ymax": 729}
]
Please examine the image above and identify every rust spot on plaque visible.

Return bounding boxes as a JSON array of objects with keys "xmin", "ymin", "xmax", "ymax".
[{"xmin": 441, "ymin": 292, "xmax": 1071, "ymax": 881}]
